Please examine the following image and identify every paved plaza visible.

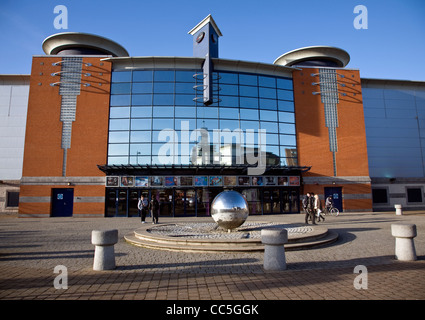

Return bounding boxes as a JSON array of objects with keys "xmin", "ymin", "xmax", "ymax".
[{"xmin": 0, "ymin": 211, "xmax": 424, "ymax": 303}]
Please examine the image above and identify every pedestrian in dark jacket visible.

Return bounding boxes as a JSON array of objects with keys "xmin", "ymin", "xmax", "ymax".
[{"xmin": 149, "ymin": 195, "xmax": 160, "ymax": 224}]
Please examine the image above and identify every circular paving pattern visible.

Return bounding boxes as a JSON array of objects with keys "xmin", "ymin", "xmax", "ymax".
[{"xmin": 148, "ymin": 222, "xmax": 314, "ymax": 240}]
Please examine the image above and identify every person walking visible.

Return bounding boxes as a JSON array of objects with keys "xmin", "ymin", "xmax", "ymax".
[
  {"xmin": 303, "ymin": 192, "xmax": 311, "ymax": 224},
  {"xmin": 314, "ymin": 194, "xmax": 325, "ymax": 222},
  {"xmin": 149, "ymin": 195, "xmax": 160, "ymax": 224},
  {"xmin": 303, "ymin": 192, "xmax": 316, "ymax": 225},
  {"xmin": 138, "ymin": 195, "xmax": 148, "ymax": 223}
]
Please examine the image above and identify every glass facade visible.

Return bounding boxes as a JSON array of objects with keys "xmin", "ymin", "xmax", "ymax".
[
  {"xmin": 105, "ymin": 68, "xmax": 300, "ymax": 217},
  {"xmin": 107, "ymin": 69, "xmax": 297, "ymax": 167},
  {"xmin": 362, "ymin": 86, "xmax": 425, "ymax": 178}
]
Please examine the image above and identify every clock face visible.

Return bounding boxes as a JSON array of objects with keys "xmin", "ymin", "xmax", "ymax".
[
  {"xmin": 196, "ymin": 32, "xmax": 205, "ymax": 43},
  {"xmin": 211, "ymin": 33, "xmax": 217, "ymax": 43}
]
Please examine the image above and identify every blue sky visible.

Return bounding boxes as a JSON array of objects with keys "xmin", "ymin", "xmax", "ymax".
[{"xmin": 1, "ymin": 0, "xmax": 424, "ymax": 81}]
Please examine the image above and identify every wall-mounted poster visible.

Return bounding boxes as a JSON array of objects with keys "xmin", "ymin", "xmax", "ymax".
[
  {"xmin": 278, "ymin": 176, "xmax": 288, "ymax": 186},
  {"xmin": 265, "ymin": 176, "xmax": 276, "ymax": 185},
  {"xmin": 194, "ymin": 176, "xmax": 208, "ymax": 186},
  {"xmin": 251, "ymin": 176, "xmax": 263, "ymax": 186},
  {"xmin": 238, "ymin": 176, "xmax": 250, "ymax": 186},
  {"xmin": 135, "ymin": 176, "xmax": 149, "ymax": 187},
  {"xmin": 209, "ymin": 176, "xmax": 223, "ymax": 186},
  {"xmin": 289, "ymin": 176, "xmax": 300, "ymax": 186},
  {"xmin": 223, "ymin": 176, "xmax": 237, "ymax": 186},
  {"xmin": 180, "ymin": 176, "xmax": 192, "ymax": 186},
  {"xmin": 106, "ymin": 176, "xmax": 119, "ymax": 187},
  {"xmin": 150, "ymin": 176, "xmax": 163, "ymax": 186},
  {"xmin": 165, "ymin": 176, "xmax": 179, "ymax": 186},
  {"xmin": 121, "ymin": 176, "xmax": 134, "ymax": 187}
]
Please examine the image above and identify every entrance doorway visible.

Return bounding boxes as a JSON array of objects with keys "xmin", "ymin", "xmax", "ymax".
[
  {"xmin": 51, "ymin": 188, "xmax": 74, "ymax": 217},
  {"xmin": 324, "ymin": 187, "xmax": 343, "ymax": 212}
]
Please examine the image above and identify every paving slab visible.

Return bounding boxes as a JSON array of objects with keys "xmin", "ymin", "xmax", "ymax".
[{"xmin": 0, "ymin": 211, "xmax": 424, "ymax": 302}]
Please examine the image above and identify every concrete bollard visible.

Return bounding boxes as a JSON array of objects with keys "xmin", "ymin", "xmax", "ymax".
[
  {"xmin": 91, "ymin": 229, "xmax": 118, "ymax": 270},
  {"xmin": 391, "ymin": 223, "xmax": 417, "ymax": 261},
  {"xmin": 395, "ymin": 204, "xmax": 403, "ymax": 216},
  {"xmin": 261, "ymin": 228, "xmax": 288, "ymax": 271}
]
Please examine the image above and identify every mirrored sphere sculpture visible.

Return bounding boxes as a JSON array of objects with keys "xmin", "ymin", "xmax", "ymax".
[{"xmin": 211, "ymin": 190, "xmax": 249, "ymax": 230}]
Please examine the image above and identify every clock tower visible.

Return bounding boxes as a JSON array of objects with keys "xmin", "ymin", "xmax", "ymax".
[
  {"xmin": 188, "ymin": 14, "xmax": 222, "ymax": 58},
  {"xmin": 188, "ymin": 15, "xmax": 222, "ymax": 105}
]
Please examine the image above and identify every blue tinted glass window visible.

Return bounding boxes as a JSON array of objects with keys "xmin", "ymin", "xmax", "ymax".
[
  {"xmin": 109, "ymin": 131, "xmax": 129, "ymax": 143},
  {"xmin": 198, "ymin": 106, "xmax": 218, "ymax": 119},
  {"xmin": 259, "ymin": 98, "xmax": 277, "ymax": 110},
  {"xmin": 259, "ymin": 87, "xmax": 276, "ymax": 99},
  {"xmin": 132, "ymin": 82, "xmax": 152, "ymax": 94},
  {"xmin": 219, "ymin": 96, "xmax": 239, "ymax": 108},
  {"xmin": 239, "ymin": 74, "xmax": 257, "ymax": 86},
  {"xmin": 112, "ymin": 71, "xmax": 131, "ymax": 83},
  {"xmin": 130, "ymin": 131, "xmax": 151, "ymax": 143},
  {"xmin": 240, "ymin": 85, "xmax": 258, "ymax": 97},
  {"xmin": 240, "ymin": 109, "xmax": 259, "ymax": 120},
  {"xmin": 153, "ymin": 106, "xmax": 174, "ymax": 117},
  {"xmin": 131, "ymin": 119, "xmax": 151, "ymax": 130},
  {"xmin": 176, "ymin": 83, "xmax": 195, "ymax": 94},
  {"xmin": 260, "ymin": 121, "xmax": 278, "ymax": 133},
  {"xmin": 219, "ymin": 72, "xmax": 238, "ymax": 84},
  {"xmin": 279, "ymin": 123, "xmax": 296, "ymax": 134},
  {"xmin": 131, "ymin": 106, "xmax": 152, "ymax": 118},
  {"xmin": 133, "ymin": 70, "xmax": 153, "ymax": 82},
  {"xmin": 219, "ymin": 107, "xmax": 239, "ymax": 119},
  {"xmin": 267, "ymin": 133, "xmax": 279, "ymax": 145},
  {"xmin": 154, "ymin": 70, "xmax": 174, "ymax": 82},
  {"xmin": 280, "ymin": 134, "xmax": 296, "ymax": 146},
  {"xmin": 109, "ymin": 119, "xmax": 130, "ymax": 130},
  {"xmin": 132, "ymin": 94, "xmax": 152, "ymax": 105},
  {"xmin": 111, "ymin": 83, "xmax": 131, "ymax": 94},
  {"xmin": 197, "ymin": 119, "xmax": 219, "ymax": 130},
  {"xmin": 154, "ymin": 82, "xmax": 174, "ymax": 94},
  {"xmin": 175, "ymin": 106, "xmax": 196, "ymax": 118},
  {"xmin": 241, "ymin": 120, "xmax": 259, "ymax": 131},
  {"xmin": 260, "ymin": 110, "xmax": 278, "ymax": 121},
  {"xmin": 259, "ymin": 76, "xmax": 276, "ymax": 88},
  {"xmin": 110, "ymin": 107, "xmax": 130, "ymax": 118},
  {"xmin": 175, "ymin": 118, "xmax": 196, "ymax": 130},
  {"xmin": 108, "ymin": 144, "xmax": 129, "ymax": 156},
  {"xmin": 175, "ymin": 94, "xmax": 195, "ymax": 105},
  {"xmin": 278, "ymin": 89, "xmax": 294, "ymax": 101},
  {"xmin": 153, "ymin": 118, "xmax": 174, "ymax": 130},
  {"xmin": 176, "ymin": 71, "xmax": 197, "ymax": 82},
  {"xmin": 110, "ymin": 95, "xmax": 131, "ymax": 106},
  {"xmin": 240, "ymin": 97, "xmax": 258, "ymax": 109},
  {"xmin": 108, "ymin": 156, "xmax": 129, "ymax": 165},
  {"xmin": 220, "ymin": 119, "xmax": 240, "ymax": 130},
  {"xmin": 220, "ymin": 84, "xmax": 238, "ymax": 96},
  {"xmin": 278, "ymin": 100, "xmax": 294, "ymax": 112},
  {"xmin": 276, "ymin": 78, "xmax": 293, "ymax": 90},
  {"xmin": 153, "ymin": 94, "xmax": 174, "ymax": 105},
  {"xmin": 130, "ymin": 144, "xmax": 151, "ymax": 156},
  {"xmin": 279, "ymin": 111, "xmax": 295, "ymax": 123}
]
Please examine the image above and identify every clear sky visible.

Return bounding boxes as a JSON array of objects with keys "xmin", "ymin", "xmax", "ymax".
[{"xmin": 1, "ymin": 0, "xmax": 424, "ymax": 81}]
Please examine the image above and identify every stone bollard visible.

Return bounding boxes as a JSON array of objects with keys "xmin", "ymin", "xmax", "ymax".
[
  {"xmin": 261, "ymin": 228, "xmax": 288, "ymax": 271},
  {"xmin": 391, "ymin": 223, "xmax": 417, "ymax": 261},
  {"xmin": 91, "ymin": 229, "xmax": 118, "ymax": 270},
  {"xmin": 395, "ymin": 204, "xmax": 403, "ymax": 216}
]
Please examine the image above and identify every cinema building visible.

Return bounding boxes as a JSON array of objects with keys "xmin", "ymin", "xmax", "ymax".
[{"xmin": 12, "ymin": 15, "xmax": 423, "ymax": 217}]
